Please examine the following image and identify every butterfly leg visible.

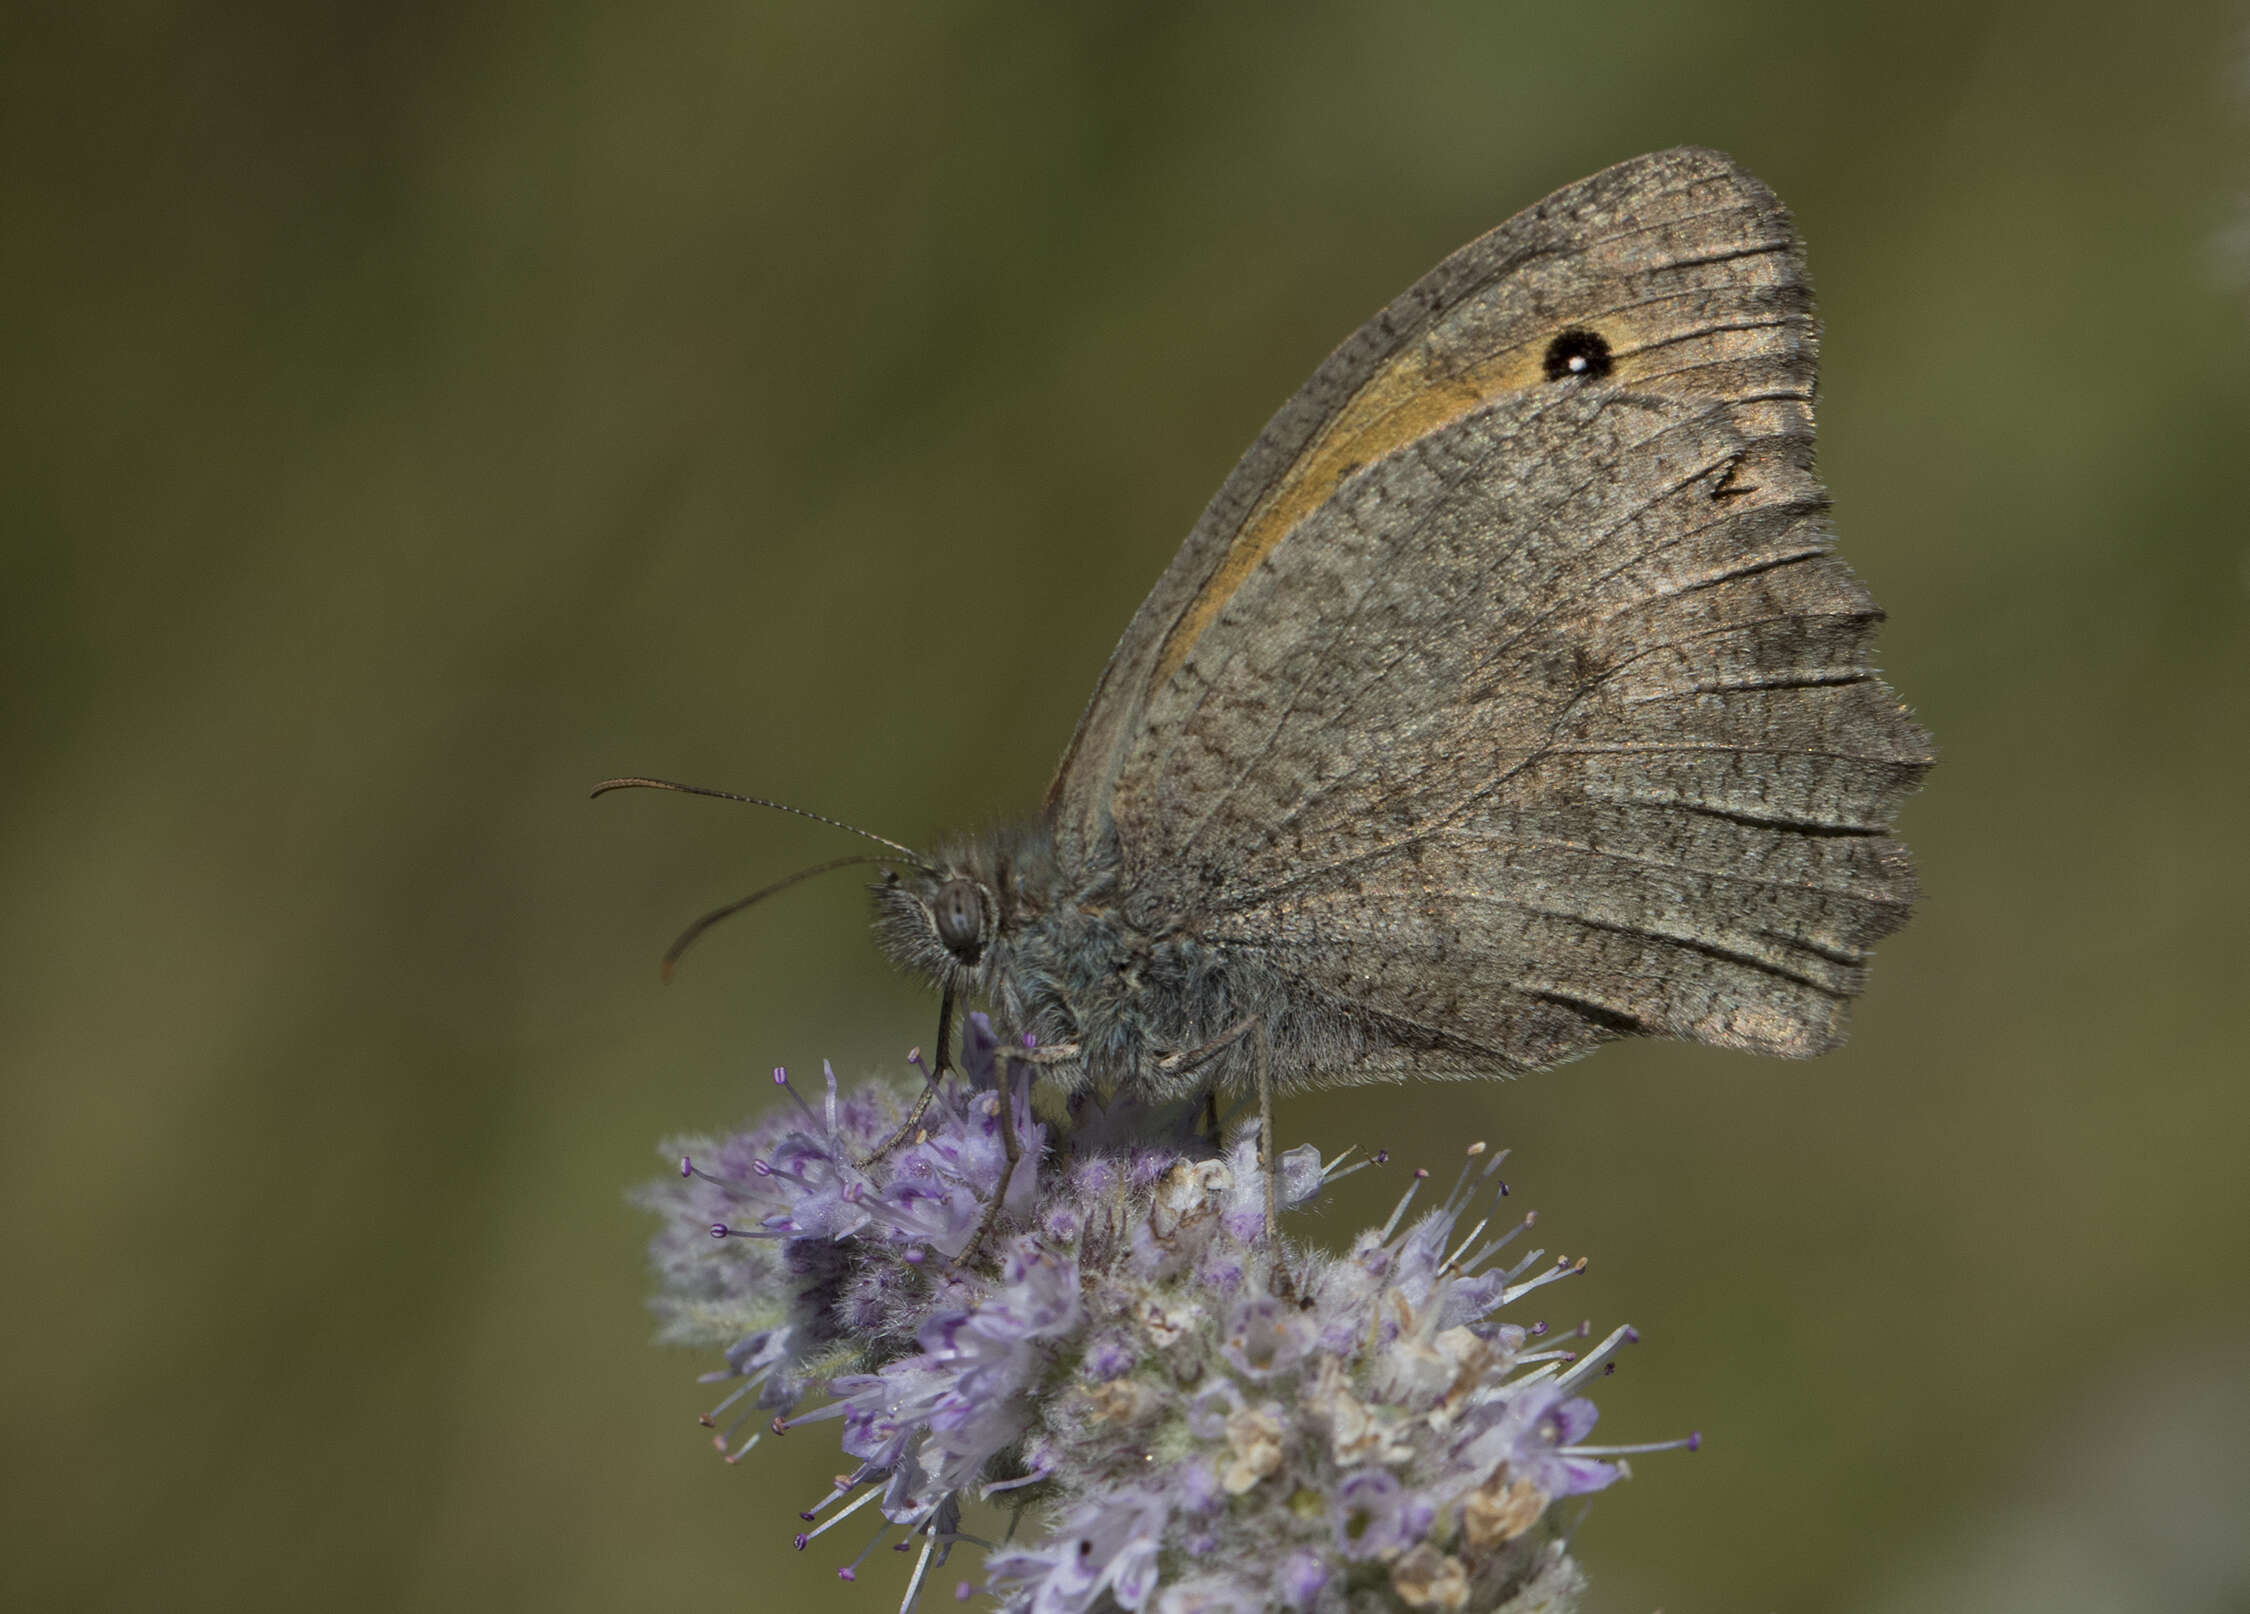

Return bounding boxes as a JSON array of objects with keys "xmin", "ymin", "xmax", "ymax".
[
  {"xmin": 1156, "ymin": 1016, "xmax": 1258, "ymax": 1076},
  {"xmin": 1154, "ymin": 1017, "xmax": 1285, "ymax": 1274},
  {"xmin": 955, "ymin": 1037, "xmax": 1084, "ymax": 1263},
  {"xmin": 1166, "ymin": 1017, "xmax": 1291, "ymax": 1292},
  {"xmin": 1253, "ymin": 1014, "xmax": 1296, "ymax": 1300},
  {"xmin": 861, "ymin": 984, "xmax": 955, "ymax": 1166},
  {"xmin": 962, "ymin": 1045, "xmax": 1026, "ymax": 1265}
]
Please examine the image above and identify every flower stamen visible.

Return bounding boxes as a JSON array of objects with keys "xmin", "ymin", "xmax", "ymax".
[{"xmin": 794, "ymin": 1484, "xmax": 881, "ymax": 1550}]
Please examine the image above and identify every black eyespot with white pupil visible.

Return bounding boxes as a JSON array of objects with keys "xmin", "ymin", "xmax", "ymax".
[
  {"xmin": 1542, "ymin": 327, "xmax": 1613, "ymax": 382},
  {"xmin": 932, "ymin": 877, "xmax": 984, "ymax": 959}
]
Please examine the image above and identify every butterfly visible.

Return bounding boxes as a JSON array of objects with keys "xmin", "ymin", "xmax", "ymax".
[{"xmin": 608, "ymin": 147, "xmax": 1930, "ymax": 1167}]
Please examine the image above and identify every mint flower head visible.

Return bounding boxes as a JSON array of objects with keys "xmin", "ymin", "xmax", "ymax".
[{"xmin": 638, "ymin": 1015, "xmax": 1695, "ymax": 1613}]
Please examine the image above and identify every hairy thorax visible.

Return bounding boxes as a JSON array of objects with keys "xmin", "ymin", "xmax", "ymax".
[{"xmin": 871, "ymin": 820, "xmax": 1304, "ymax": 1101}]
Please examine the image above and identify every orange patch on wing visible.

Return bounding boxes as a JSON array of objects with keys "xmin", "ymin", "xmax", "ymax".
[
  {"xmin": 1149, "ymin": 305, "xmax": 1707, "ymax": 690},
  {"xmin": 1150, "ymin": 339, "xmax": 1537, "ymax": 687}
]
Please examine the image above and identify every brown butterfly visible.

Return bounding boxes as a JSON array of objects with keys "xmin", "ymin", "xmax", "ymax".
[{"xmin": 607, "ymin": 147, "xmax": 1930, "ymax": 1212}]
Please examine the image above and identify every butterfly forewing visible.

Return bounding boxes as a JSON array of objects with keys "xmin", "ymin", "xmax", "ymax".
[{"xmin": 1047, "ymin": 147, "xmax": 1930, "ymax": 1077}]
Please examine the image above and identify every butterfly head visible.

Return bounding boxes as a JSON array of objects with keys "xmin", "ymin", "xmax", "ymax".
[
  {"xmin": 871, "ymin": 822, "xmax": 1065, "ymax": 1002},
  {"xmin": 873, "ymin": 860, "xmax": 999, "ymax": 991}
]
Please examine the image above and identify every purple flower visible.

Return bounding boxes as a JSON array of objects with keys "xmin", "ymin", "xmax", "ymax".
[
  {"xmin": 1218, "ymin": 1291, "xmax": 1313, "ymax": 1381},
  {"xmin": 987, "ymin": 1487, "xmax": 1167, "ymax": 1614},
  {"xmin": 1459, "ymin": 1381, "xmax": 1624, "ymax": 1504},
  {"xmin": 1278, "ymin": 1551, "xmax": 1331, "ymax": 1610},
  {"xmin": 1333, "ymin": 1468, "xmax": 1413, "ymax": 1561},
  {"xmin": 641, "ymin": 1053, "xmax": 1695, "ymax": 1613}
]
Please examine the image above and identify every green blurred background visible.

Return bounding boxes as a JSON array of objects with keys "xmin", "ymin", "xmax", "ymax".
[{"xmin": 7, "ymin": 3, "xmax": 2248, "ymax": 1610}]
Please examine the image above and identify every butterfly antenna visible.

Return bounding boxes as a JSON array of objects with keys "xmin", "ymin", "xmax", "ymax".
[
  {"xmin": 656, "ymin": 855, "xmax": 897, "ymax": 981},
  {"xmin": 590, "ymin": 776, "xmax": 927, "ymax": 863}
]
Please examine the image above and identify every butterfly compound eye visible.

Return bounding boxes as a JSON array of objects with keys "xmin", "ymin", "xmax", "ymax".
[
  {"xmin": 932, "ymin": 877, "xmax": 985, "ymax": 959},
  {"xmin": 1542, "ymin": 327, "xmax": 1613, "ymax": 382}
]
